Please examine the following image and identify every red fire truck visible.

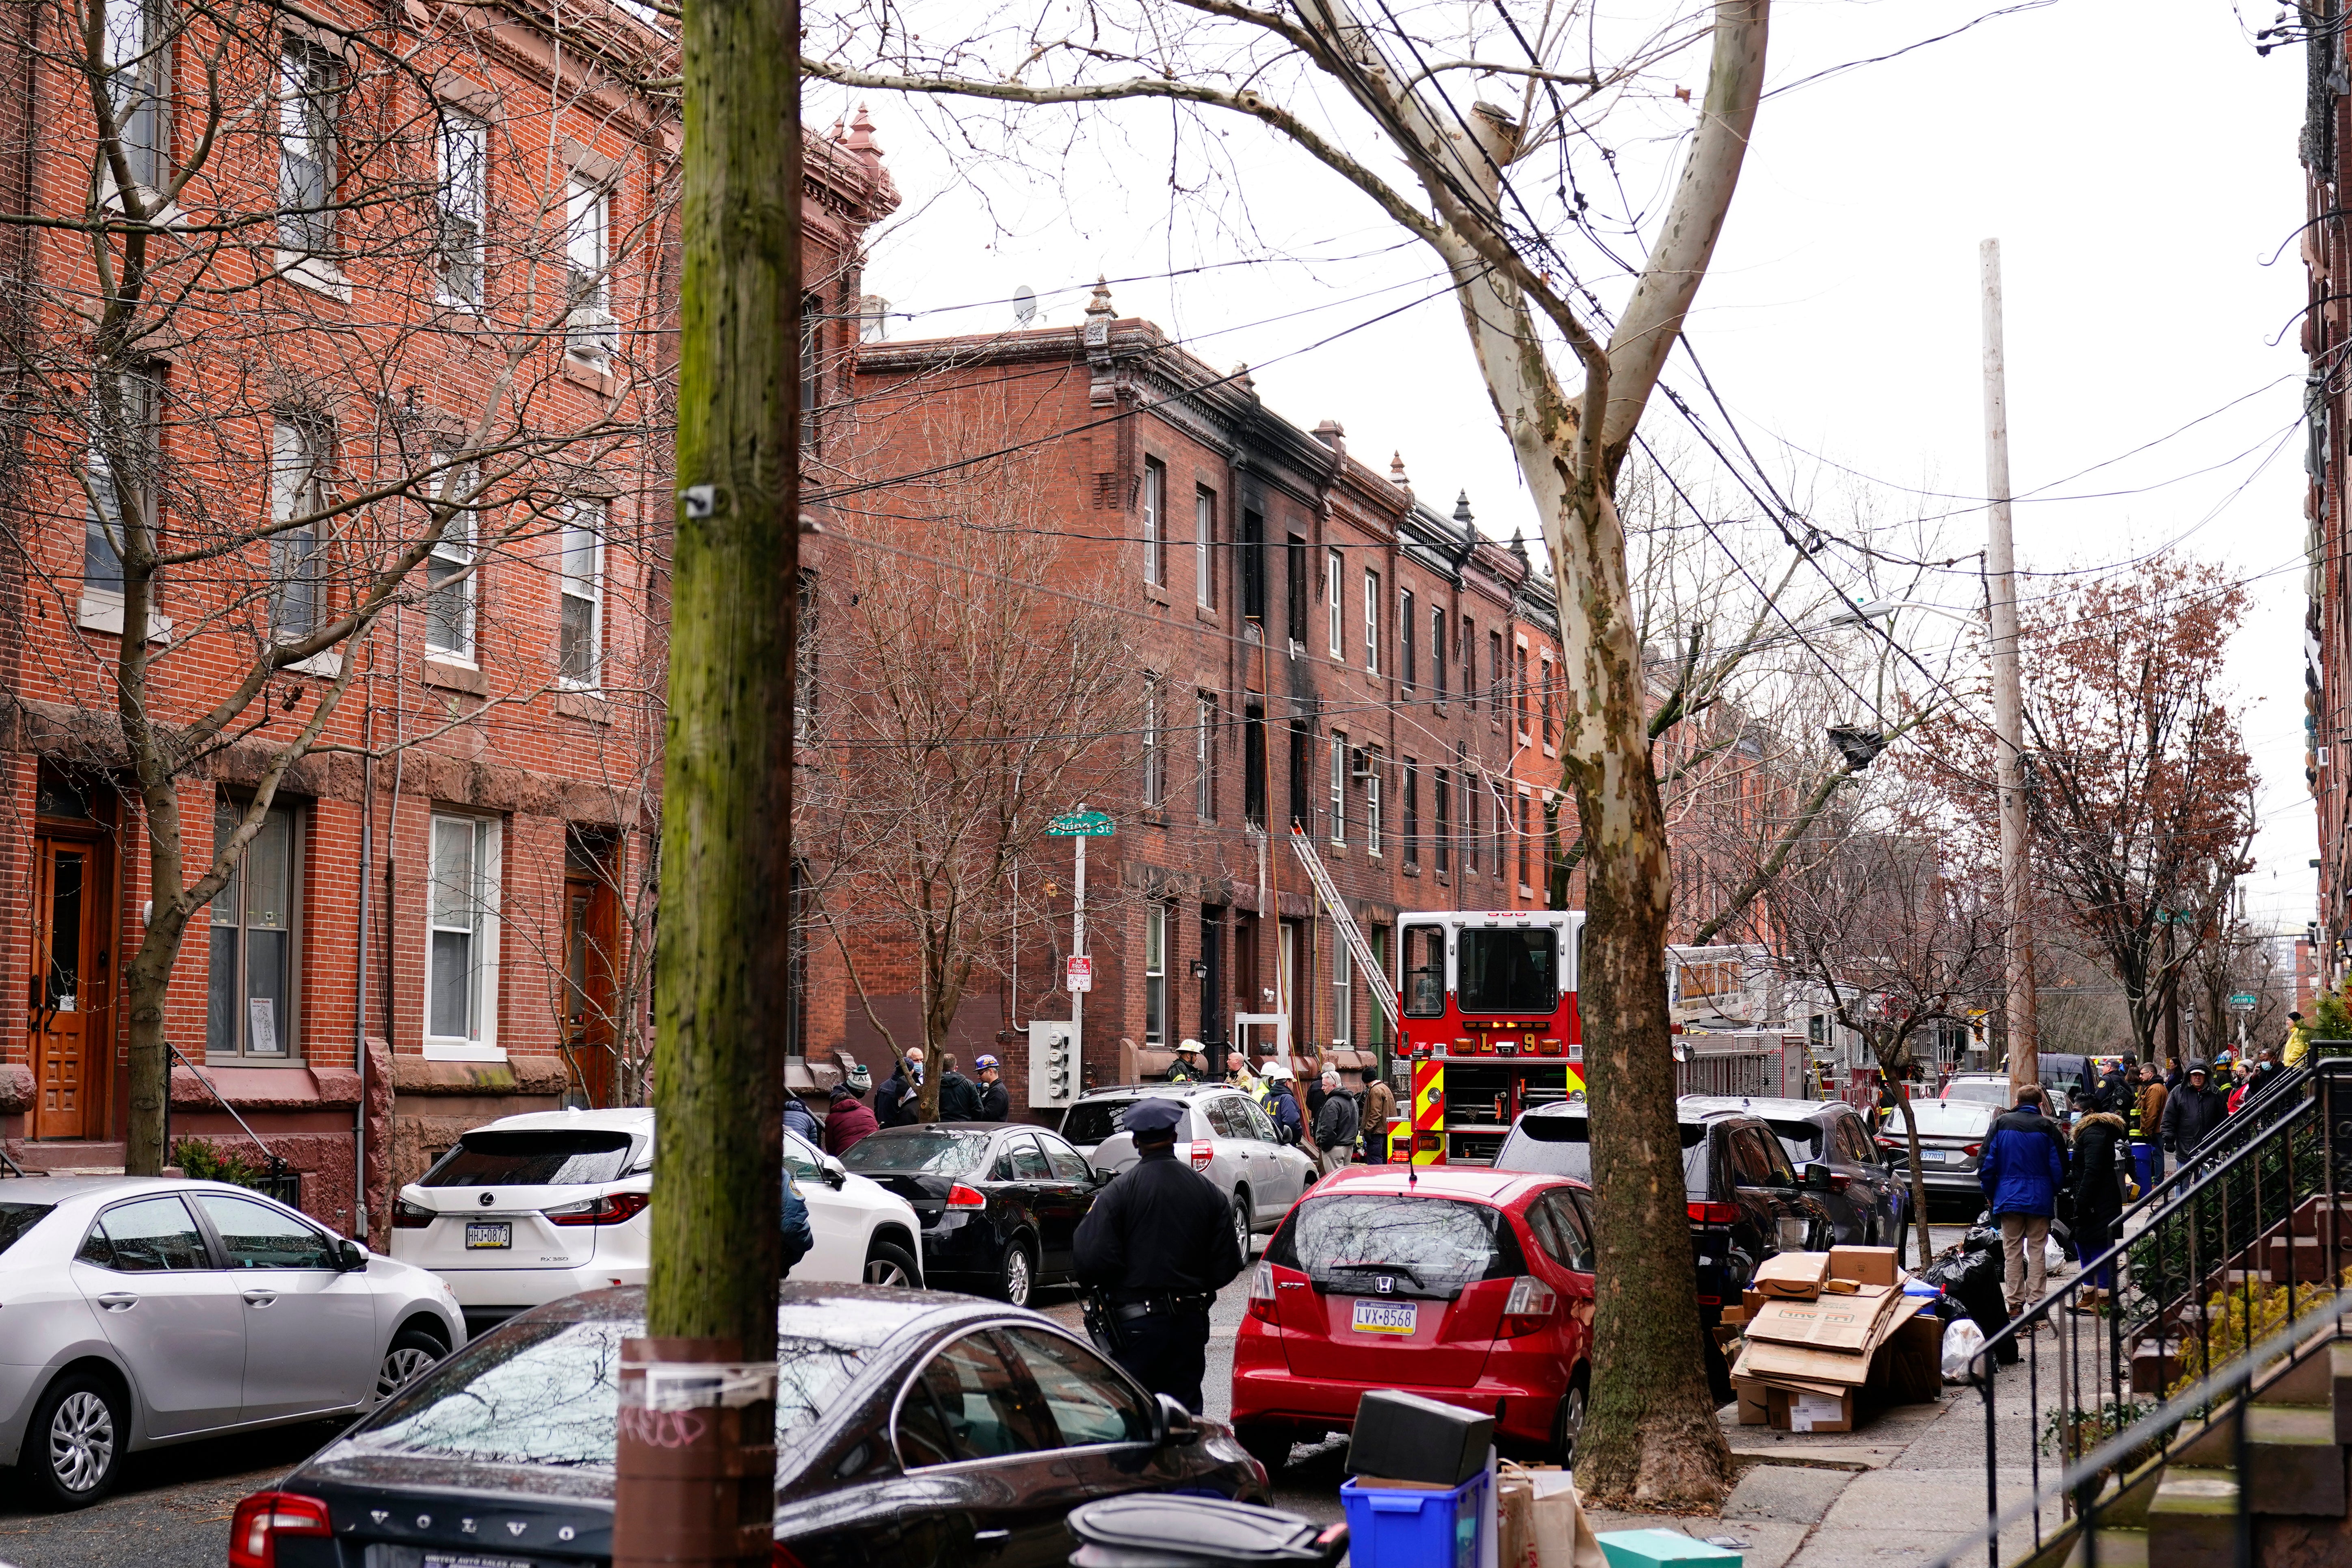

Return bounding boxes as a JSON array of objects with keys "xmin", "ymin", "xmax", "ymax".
[{"xmin": 1391, "ymin": 909, "xmax": 1587, "ymax": 1166}]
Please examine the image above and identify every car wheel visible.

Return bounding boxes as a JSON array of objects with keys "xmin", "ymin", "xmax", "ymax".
[
  {"xmin": 1234, "ymin": 1422, "xmax": 1293, "ymax": 1475},
  {"xmin": 1231, "ymin": 1192, "xmax": 1253, "ymax": 1257},
  {"xmin": 992, "ymin": 1237, "xmax": 1038, "ymax": 1306},
  {"xmin": 863, "ymin": 1240, "xmax": 921, "ymax": 1289},
  {"xmin": 20, "ymin": 1372, "xmax": 124, "ymax": 1510},
  {"xmin": 376, "ymin": 1328, "xmax": 447, "ymax": 1402},
  {"xmin": 1553, "ymin": 1372, "xmax": 1590, "ymax": 1469}
]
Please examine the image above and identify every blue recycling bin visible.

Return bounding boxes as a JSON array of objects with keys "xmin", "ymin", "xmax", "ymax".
[{"xmin": 1339, "ymin": 1470, "xmax": 1488, "ymax": 1568}]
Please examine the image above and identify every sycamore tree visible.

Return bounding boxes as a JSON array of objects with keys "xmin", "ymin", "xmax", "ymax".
[{"xmin": 808, "ymin": 0, "xmax": 1768, "ymax": 1502}]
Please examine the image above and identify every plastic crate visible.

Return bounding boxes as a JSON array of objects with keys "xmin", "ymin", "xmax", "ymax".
[{"xmin": 1339, "ymin": 1470, "xmax": 1488, "ymax": 1568}]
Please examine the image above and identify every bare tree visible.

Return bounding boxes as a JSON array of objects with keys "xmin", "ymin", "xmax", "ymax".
[{"xmin": 806, "ymin": 0, "xmax": 1768, "ymax": 1496}]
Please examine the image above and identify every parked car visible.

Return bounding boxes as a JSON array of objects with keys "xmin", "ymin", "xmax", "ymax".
[
  {"xmin": 0, "ymin": 1176, "xmax": 463, "ymax": 1509},
  {"xmin": 837, "ymin": 1123, "xmax": 1100, "ymax": 1306},
  {"xmin": 1065, "ymin": 1083, "xmax": 1317, "ymax": 1251},
  {"xmin": 230, "ymin": 1283, "xmax": 1268, "ymax": 1568},
  {"xmin": 1878, "ymin": 1098, "xmax": 2004, "ymax": 1215},
  {"xmin": 1493, "ymin": 1102, "xmax": 1833, "ymax": 1326},
  {"xmin": 1680, "ymin": 1095, "xmax": 1907, "ymax": 1252},
  {"xmin": 1231, "ymin": 1165, "xmax": 1596, "ymax": 1471},
  {"xmin": 392, "ymin": 1109, "xmax": 923, "ymax": 1334},
  {"xmin": 1939, "ymin": 1074, "xmax": 2068, "ymax": 1121}
]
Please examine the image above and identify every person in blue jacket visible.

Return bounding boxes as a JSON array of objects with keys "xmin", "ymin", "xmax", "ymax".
[
  {"xmin": 781, "ymin": 1167, "xmax": 814, "ymax": 1275},
  {"xmin": 1264, "ymin": 1062, "xmax": 1305, "ymax": 1146},
  {"xmin": 1979, "ymin": 1084, "xmax": 2069, "ymax": 1315}
]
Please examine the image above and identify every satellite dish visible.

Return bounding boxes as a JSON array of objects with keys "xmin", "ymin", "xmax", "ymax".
[{"xmin": 1013, "ymin": 286, "xmax": 1037, "ymax": 325}]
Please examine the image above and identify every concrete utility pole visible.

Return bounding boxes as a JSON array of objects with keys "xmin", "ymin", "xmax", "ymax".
[
  {"xmin": 614, "ymin": 0, "xmax": 799, "ymax": 1559},
  {"xmin": 1980, "ymin": 238, "xmax": 2040, "ymax": 1098}
]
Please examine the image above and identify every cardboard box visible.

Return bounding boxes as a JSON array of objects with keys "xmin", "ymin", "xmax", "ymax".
[
  {"xmin": 1744, "ymin": 1288, "xmax": 1900, "ymax": 1354},
  {"xmin": 1752, "ymin": 1251, "xmax": 1831, "ymax": 1299},
  {"xmin": 1743, "ymin": 1288, "xmax": 1765, "ymax": 1317},
  {"xmin": 1864, "ymin": 1308, "xmax": 1945, "ymax": 1405},
  {"xmin": 1830, "ymin": 1246, "xmax": 1900, "ymax": 1287},
  {"xmin": 1717, "ymin": 1304, "xmax": 1748, "ymax": 1327},
  {"xmin": 1768, "ymin": 1385, "xmax": 1855, "ymax": 1433},
  {"xmin": 1733, "ymin": 1377, "xmax": 1770, "ymax": 1425}
]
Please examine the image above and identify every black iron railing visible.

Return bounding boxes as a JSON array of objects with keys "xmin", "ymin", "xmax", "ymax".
[{"xmin": 1959, "ymin": 1058, "xmax": 2352, "ymax": 1567}]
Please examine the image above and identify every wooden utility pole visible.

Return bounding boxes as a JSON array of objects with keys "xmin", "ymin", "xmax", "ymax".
[
  {"xmin": 611, "ymin": 0, "xmax": 799, "ymax": 1558},
  {"xmin": 1980, "ymin": 238, "xmax": 2039, "ymax": 1098}
]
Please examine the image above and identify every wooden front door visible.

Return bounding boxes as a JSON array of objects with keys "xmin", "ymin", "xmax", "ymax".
[
  {"xmin": 562, "ymin": 869, "xmax": 619, "ymax": 1107},
  {"xmin": 30, "ymin": 837, "xmax": 103, "ymax": 1139}
]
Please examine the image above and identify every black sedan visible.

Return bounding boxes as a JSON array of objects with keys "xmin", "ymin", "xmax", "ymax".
[
  {"xmin": 230, "ymin": 1284, "xmax": 1268, "ymax": 1568},
  {"xmin": 1681, "ymin": 1094, "xmax": 1909, "ymax": 1254},
  {"xmin": 839, "ymin": 1123, "xmax": 1104, "ymax": 1306}
]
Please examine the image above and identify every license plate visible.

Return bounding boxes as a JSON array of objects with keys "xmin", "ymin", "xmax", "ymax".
[
  {"xmin": 424, "ymin": 1556, "xmax": 537, "ymax": 1568},
  {"xmin": 465, "ymin": 1222, "xmax": 511, "ymax": 1250},
  {"xmin": 1920, "ymin": 1150, "xmax": 1948, "ymax": 1164},
  {"xmin": 1351, "ymin": 1299, "xmax": 1418, "ymax": 1335}
]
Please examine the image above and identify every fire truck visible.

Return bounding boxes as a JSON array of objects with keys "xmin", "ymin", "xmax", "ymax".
[{"xmin": 1390, "ymin": 908, "xmax": 1587, "ymax": 1166}]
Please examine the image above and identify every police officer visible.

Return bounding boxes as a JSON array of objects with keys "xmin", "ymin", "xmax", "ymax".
[{"xmin": 1073, "ymin": 1097, "xmax": 1244, "ymax": 1412}]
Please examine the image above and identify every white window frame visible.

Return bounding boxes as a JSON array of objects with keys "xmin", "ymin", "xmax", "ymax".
[
  {"xmin": 270, "ymin": 419, "xmax": 325, "ymax": 643},
  {"xmin": 557, "ymin": 499, "xmax": 605, "ymax": 688},
  {"xmin": 1332, "ymin": 939, "xmax": 1351, "ymax": 1050},
  {"xmin": 1142, "ymin": 458, "xmax": 1165, "ymax": 586},
  {"xmin": 424, "ymin": 813, "xmax": 503, "ymax": 1060},
  {"xmin": 1144, "ymin": 903, "xmax": 1168, "ymax": 1046},
  {"xmin": 1326, "ymin": 547, "xmax": 1343, "ymax": 657},
  {"xmin": 1194, "ymin": 487, "xmax": 1215, "ymax": 608},
  {"xmin": 436, "ymin": 112, "xmax": 486, "ymax": 309},
  {"xmin": 207, "ymin": 798, "xmax": 303, "ymax": 1062},
  {"xmin": 1364, "ymin": 568, "xmax": 1381, "ymax": 674},
  {"xmin": 565, "ymin": 175, "xmax": 615, "ymax": 364},
  {"xmin": 424, "ymin": 464, "xmax": 476, "ymax": 662},
  {"xmin": 1328, "ymin": 730, "xmax": 1346, "ymax": 846},
  {"xmin": 1365, "ymin": 747, "xmax": 1383, "ymax": 855},
  {"xmin": 1400, "ymin": 588, "xmax": 1415, "ymax": 688},
  {"xmin": 1195, "ymin": 692, "xmax": 1216, "ymax": 820},
  {"xmin": 277, "ymin": 41, "xmax": 338, "ymax": 257},
  {"xmin": 103, "ymin": 0, "xmax": 167, "ymax": 197},
  {"xmin": 1141, "ymin": 675, "xmax": 1165, "ymax": 807}
]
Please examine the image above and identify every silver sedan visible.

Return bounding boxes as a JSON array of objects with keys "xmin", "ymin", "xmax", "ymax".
[
  {"xmin": 0, "ymin": 1176, "xmax": 464, "ymax": 1508},
  {"xmin": 1072, "ymin": 1085, "xmax": 1318, "ymax": 1251}
]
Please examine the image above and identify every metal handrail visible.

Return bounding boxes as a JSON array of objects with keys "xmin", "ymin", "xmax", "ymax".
[{"xmin": 166, "ymin": 1040, "xmax": 290, "ymax": 1176}]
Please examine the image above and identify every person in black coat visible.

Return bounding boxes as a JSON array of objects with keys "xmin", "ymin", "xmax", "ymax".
[
  {"xmin": 936, "ymin": 1055, "xmax": 983, "ymax": 1122},
  {"xmin": 876, "ymin": 1049, "xmax": 924, "ymax": 1128},
  {"xmin": 972, "ymin": 1055, "xmax": 1010, "ymax": 1121},
  {"xmin": 2066, "ymin": 1111, "xmax": 2129, "ymax": 1304},
  {"xmin": 2161, "ymin": 1063, "xmax": 2230, "ymax": 1160},
  {"xmin": 1074, "ymin": 1097, "xmax": 1244, "ymax": 1412}
]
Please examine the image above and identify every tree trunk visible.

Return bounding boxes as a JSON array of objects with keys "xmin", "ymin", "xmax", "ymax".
[
  {"xmin": 626, "ymin": 0, "xmax": 798, "ymax": 1553},
  {"xmin": 1892, "ymin": 1076, "xmax": 1935, "ymax": 1272}
]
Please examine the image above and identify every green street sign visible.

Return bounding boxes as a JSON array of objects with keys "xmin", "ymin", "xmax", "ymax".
[
  {"xmin": 2228, "ymin": 993, "xmax": 2258, "ymax": 1010},
  {"xmin": 1046, "ymin": 810, "xmax": 1115, "ymax": 838}
]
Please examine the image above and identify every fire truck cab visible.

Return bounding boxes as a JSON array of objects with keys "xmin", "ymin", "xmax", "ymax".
[{"xmin": 1392, "ymin": 908, "xmax": 1586, "ymax": 1166}]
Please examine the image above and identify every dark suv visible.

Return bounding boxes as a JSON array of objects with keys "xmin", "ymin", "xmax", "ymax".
[
  {"xmin": 1681, "ymin": 1095, "xmax": 1908, "ymax": 1254},
  {"xmin": 1493, "ymin": 1103, "xmax": 1834, "ymax": 1320}
]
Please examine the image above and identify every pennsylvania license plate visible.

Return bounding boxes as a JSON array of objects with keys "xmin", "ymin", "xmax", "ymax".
[
  {"xmin": 423, "ymin": 1555, "xmax": 536, "ymax": 1568},
  {"xmin": 465, "ymin": 1222, "xmax": 512, "ymax": 1250},
  {"xmin": 1919, "ymin": 1150, "xmax": 1948, "ymax": 1164},
  {"xmin": 1351, "ymin": 1299, "xmax": 1417, "ymax": 1335}
]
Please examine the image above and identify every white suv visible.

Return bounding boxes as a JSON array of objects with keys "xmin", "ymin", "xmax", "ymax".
[{"xmin": 391, "ymin": 1108, "xmax": 924, "ymax": 1335}]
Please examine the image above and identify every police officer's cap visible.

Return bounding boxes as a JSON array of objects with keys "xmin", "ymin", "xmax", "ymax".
[{"xmin": 1123, "ymin": 1098, "xmax": 1186, "ymax": 1138}]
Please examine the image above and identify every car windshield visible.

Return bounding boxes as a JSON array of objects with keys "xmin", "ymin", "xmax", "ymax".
[
  {"xmin": 1903, "ymin": 1101, "xmax": 2000, "ymax": 1137},
  {"xmin": 1267, "ymin": 1193, "xmax": 1523, "ymax": 1301},
  {"xmin": 0, "ymin": 1200, "xmax": 51, "ymax": 1257},
  {"xmin": 341, "ymin": 1300, "xmax": 922, "ymax": 1473},
  {"xmin": 420, "ymin": 1130, "xmax": 637, "ymax": 1189},
  {"xmin": 1457, "ymin": 928, "xmax": 1558, "ymax": 1014},
  {"xmin": 839, "ymin": 1129, "xmax": 991, "ymax": 1176},
  {"xmin": 1061, "ymin": 1097, "xmax": 1172, "ymax": 1146},
  {"xmin": 1496, "ymin": 1114, "xmax": 1711, "ymax": 1195},
  {"xmin": 1942, "ymin": 1080, "xmax": 2008, "ymax": 1106}
]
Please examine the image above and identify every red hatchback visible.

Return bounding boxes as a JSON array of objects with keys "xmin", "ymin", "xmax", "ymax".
[{"xmin": 1230, "ymin": 1166, "xmax": 1597, "ymax": 1469}]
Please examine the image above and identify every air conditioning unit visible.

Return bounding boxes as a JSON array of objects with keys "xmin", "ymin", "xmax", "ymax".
[{"xmin": 1350, "ymin": 748, "xmax": 1374, "ymax": 780}]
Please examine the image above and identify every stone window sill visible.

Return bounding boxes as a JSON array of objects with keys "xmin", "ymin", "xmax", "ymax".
[
  {"xmin": 275, "ymin": 250, "xmax": 350, "ymax": 302},
  {"xmin": 555, "ymin": 690, "xmax": 610, "ymax": 723},
  {"xmin": 562, "ymin": 357, "xmax": 618, "ymax": 396},
  {"xmin": 423, "ymin": 1040, "xmax": 505, "ymax": 1063},
  {"xmin": 78, "ymin": 590, "xmax": 170, "ymax": 642},
  {"xmin": 423, "ymin": 657, "xmax": 487, "ymax": 695}
]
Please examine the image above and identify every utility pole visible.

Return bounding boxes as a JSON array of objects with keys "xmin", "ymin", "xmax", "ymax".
[
  {"xmin": 1980, "ymin": 238, "xmax": 2040, "ymax": 1099},
  {"xmin": 1073, "ymin": 809, "xmax": 1086, "ymax": 1060},
  {"xmin": 613, "ymin": 0, "xmax": 798, "ymax": 1558}
]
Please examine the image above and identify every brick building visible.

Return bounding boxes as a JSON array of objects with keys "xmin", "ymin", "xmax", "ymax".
[
  {"xmin": 802, "ymin": 283, "xmax": 1569, "ymax": 1108},
  {"xmin": 0, "ymin": 4, "xmax": 895, "ymax": 1240}
]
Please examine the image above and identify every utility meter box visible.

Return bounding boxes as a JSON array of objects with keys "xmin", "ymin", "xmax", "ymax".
[{"xmin": 1029, "ymin": 1020, "xmax": 1077, "ymax": 1109}]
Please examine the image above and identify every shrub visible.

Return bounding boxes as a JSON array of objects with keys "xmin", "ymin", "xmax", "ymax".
[{"xmin": 172, "ymin": 1137, "xmax": 264, "ymax": 1188}]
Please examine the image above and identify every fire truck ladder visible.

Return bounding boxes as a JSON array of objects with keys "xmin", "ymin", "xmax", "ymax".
[{"xmin": 1287, "ymin": 824, "xmax": 1400, "ymax": 1029}]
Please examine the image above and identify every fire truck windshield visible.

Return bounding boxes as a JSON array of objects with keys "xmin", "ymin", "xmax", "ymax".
[{"xmin": 1458, "ymin": 927, "xmax": 1558, "ymax": 1014}]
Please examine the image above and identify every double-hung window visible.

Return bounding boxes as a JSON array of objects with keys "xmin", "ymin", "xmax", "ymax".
[
  {"xmin": 436, "ymin": 113, "xmax": 486, "ymax": 307},
  {"xmin": 1400, "ymin": 590, "xmax": 1415, "ymax": 688},
  {"xmin": 426, "ymin": 813, "xmax": 502, "ymax": 1058},
  {"xmin": 1327, "ymin": 730, "xmax": 1346, "ymax": 845},
  {"xmin": 1432, "ymin": 606, "xmax": 1448, "ymax": 703},
  {"xmin": 1325, "ymin": 548, "xmax": 1344, "ymax": 656},
  {"xmin": 1141, "ymin": 459, "xmax": 1165, "ymax": 586},
  {"xmin": 565, "ymin": 176, "xmax": 615, "ymax": 364},
  {"xmin": 1364, "ymin": 748, "xmax": 1383, "ymax": 853},
  {"xmin": 1540, "ymin": 656, "xmax": 1556, "ymax": 750},
  {"xmin": 1403, "ymin": 760, "xmax": 1419, "ymax": 869},
  {"xmin": 278, "ymin": 43, "xmax": 338, "ymax": 255},
  {"xmin": 207, "ymin": 801, "xmax": 298, "ymax": 1060},
  {"xmin": 424, "ymin": 465, "xmax": 476, "ymax": 660},
  {"xmin": 1141, "ymin": 676, "xmax": 1165, "ymax": 807},
  {"xmin": 270, "ymin": 419, "xmax": 325, "ymax": 641},
  {"xmin": 1195, "ymin": 693, "xmax": 1217, "ymax": 820},
  {"xmin": 1363, "ymin": 570, "xmax": 1380, "ymax": 674},
  {"xmin": 1434, "ymin": 770, "xmax": 1451, "ymax": 873},
  {"xmin": 1194, "ymin": 488, "xmax": 1216, "ymax": 608},
  {"xmin": 85, "ymin": 368, "xmax": 158, "ymax": 599},
  {"xmin": 558, "ymin": 500, "xmax": 605, "ymax": 687},
  {"xmin": 1332, "ymin": 940, "xmax": 1351, "ymax": 1050},
  {"xmin": 103, "ymin": 0, "xmax": 167, "ymax": 195},
  {"xmin": 1144, "ymin": 904, "xmax": 1168, "ymax": 1046}
]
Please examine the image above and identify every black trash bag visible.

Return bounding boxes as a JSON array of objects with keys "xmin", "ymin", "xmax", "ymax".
[{"xmin": 1919, "ymin": 1243, "xmax": 2020, "ymax": 1365}]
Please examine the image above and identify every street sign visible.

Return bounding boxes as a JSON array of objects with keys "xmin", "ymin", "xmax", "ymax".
[
  {"xmin": 1046, "ymin": 810, "xmax": 1116, "ymax": 837},
  {"xmin": 2227, "ymin": 993, "xmax": 2259, "ymax": 1012},
  {"xmin": 1066, "ymin": 955, "xmax": 1094, "ymax": 993}
]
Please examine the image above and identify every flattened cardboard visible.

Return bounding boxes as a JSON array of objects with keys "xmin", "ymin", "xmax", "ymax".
[
  {"xmin": 1752, "ymin": 1251, "xmax": 1831, "ymax": 1298},
  {"xmin": 1744, "ymin": 1287, "xmax": 1900, "ymax": 1352},
  {"xmin": 1830, "ymin": 1245, "xmax": 1900, "ymax": 1286}
]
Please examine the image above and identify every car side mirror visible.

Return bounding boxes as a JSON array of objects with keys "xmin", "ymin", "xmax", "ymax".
[
  {"xmin": 1803, "ymin": 1164, "xmax": 1836, "ymax": 1192},
  {"xmin": 337, "ymin": 1238, "xmax": 369, "ymax": 1272},
  {"xmin": 1153, "ymin": 1393, "xmax": 1201, "ymax": 1447},
  {"xmin": 821, "ymin": 1159, "xmax": 847, "ymax": 1191}
]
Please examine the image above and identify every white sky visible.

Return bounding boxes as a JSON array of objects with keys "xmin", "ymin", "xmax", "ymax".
[{"xmin": 818, "ymin": 0, "xmax": 2317, "ymax": 939}]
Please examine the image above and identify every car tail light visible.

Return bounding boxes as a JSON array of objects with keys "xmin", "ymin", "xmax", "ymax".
[
  {"xmin": 1687, "ymin": 1201, "xmax": 1740, "ymax": 1226},
  {"xmin": 1876, "ymin": 1136, "xmax": 1902, "ymax": 1150},
  {"xmin": 1963, "ymin": 1143, "xmax": 1982, "ymax": 1158},
  {"xmin": 392, "ymin": 1198, "xmax": 433, "ymax": 1229},
  {"xmin": 1499, "ymin": 1275, "xmax": 1558, "ymax": 1337},
  {"xmin": 1247, "ymin": 1260, "xmax": 1279, "ymax": 1324},
  {"xmin": 543, "ymin": 1192, "xmax": 651, "ymax": 1227},
  {"xmin": 946, "ymin": 1184, "xmax": 987, "ymax": 1209},
  {"xmin": 229, "ymin": 1491, "xmax": 331, "ymax": 1568},
  {"xmin": 1189, "ymin": 1141, "xmax": 1215, "ymax": 1173}
]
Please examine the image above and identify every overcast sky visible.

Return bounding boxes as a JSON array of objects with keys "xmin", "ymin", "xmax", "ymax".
[{"xmin": 819, "ymin": 0, "xmax": 2317, "ymax": 941}]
